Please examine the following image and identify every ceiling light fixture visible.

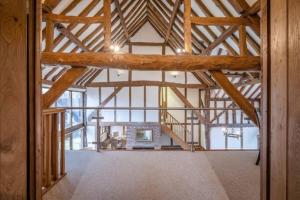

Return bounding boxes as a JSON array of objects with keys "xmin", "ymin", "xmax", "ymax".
[
  {"xmin": 176, "ymin": 48, "xmax": 185, "ymax": 54},
  {"xmin": 110, "ymin": 45, "xmax": 120, "ymax": 53}
]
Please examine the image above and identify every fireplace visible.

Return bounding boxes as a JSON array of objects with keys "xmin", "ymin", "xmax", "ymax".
[
  {"xmin": 136, "ymin": 129, "xmax": 153, "ymax": 142},
  {"xmin": 126, "ymin": 123, "xmax": 161, "ymax": 150}
]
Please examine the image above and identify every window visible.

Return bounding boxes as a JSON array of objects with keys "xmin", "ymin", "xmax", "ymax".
[{"xmin": 71, "ymin": 92, "xmax": 83, "ymax": 125}]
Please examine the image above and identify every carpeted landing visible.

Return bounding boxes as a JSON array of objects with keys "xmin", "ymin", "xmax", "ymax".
[{"xmin": 43, "ymin": 150, "xmax": 229, "ymax": 200}]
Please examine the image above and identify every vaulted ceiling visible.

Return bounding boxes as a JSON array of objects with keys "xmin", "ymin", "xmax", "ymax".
[{"xmin": 41, "ymin": 0, "xmax": 261, "ymax": 100}]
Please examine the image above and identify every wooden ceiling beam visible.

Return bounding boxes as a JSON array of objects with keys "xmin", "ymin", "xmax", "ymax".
[
  {"xmin": 88, "ymin": 80, "xmax": 207, "ymax": 89},
  {"xmin": 165, "ymin": 0, "xmax": 182, "ymax": 42},
  {"xmin": 150, "ymin": 1, "xmax": 204, "ymax": 52},
  {"xmin": 202, "ymin": 26, "xmax": 238, "ymax": 55},
  {"xmin": 148, "ymin": 3, "xmax": 184, "ymax": 48},
  {"xmin": 191, "ymin": 16, "xmax": 251, "ymax": 26},
  {"xmin": 115, "ymin": 0, "xmax": 130, "ymax": 42},
  {"xmin": 228, "ymin": 0, "xmax": 260, "ymax": 35},
  {"xmin": 52, "ymin": 0, "xmax": 101, "ymax": 48},
  {"xmin": 92, "ymin": 1, "xmax": 146, "ymax": 51},
  {"xmin": 45, "ymin": 14, "xmax": 104, "ymax": 23},
  {"xmin": 114, "ymin": 7, "xmax": 147, "ymax": 44},
  {"xmin": 41, "ymin": 52, "xmax": 261, "ymax": 71},
  {"xmin": 211, "ymin": 0, "xmax": 260, "ymax": 54},
  {"xmin": 55, "ymin": 24, "xmax": 90, "ymax": 52}
]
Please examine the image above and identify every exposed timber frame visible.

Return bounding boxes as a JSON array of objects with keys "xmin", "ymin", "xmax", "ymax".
[{"xmin": 41, "ymin": 52, "xmax": 260, "ymax": 71}]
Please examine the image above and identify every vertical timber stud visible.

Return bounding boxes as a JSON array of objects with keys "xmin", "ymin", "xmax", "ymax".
[
  {"xmin": 205, "ymin": 89, "xmax": 211, "ymax": 149},
  {"xmin": 60, "ymin": 112, "xmax": 65, "ymax": 176},
  {"xmin": 184, "ymin": 0, "xmax": 192, "ymax": 53},
  {"xmin": 239, "ymin": 25, "xmax": 247, "ymax": 56},
  {"xmin": 45, "ymin": 17, "xmax": 54, "ymax": 52},
  {"xmin": 104, "ymin": 0, "xmax": 112, "ymax": 51}
]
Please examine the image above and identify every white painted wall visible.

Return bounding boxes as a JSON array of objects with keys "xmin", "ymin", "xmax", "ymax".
[{"xmin": 85, "ymin": 22, "xmax": 259, "ymax": 149}]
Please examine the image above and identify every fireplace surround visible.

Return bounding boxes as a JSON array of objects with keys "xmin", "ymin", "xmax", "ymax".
[{"xmin": 126, "ymin": 123, "xmax": 161, "ymax": 150}]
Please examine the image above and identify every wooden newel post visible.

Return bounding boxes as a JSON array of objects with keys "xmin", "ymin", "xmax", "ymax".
[{"xmin": 51, "ymin": 113, "xmax": 59, "ymax": 181}]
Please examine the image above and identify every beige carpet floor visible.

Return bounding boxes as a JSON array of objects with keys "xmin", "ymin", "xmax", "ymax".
[
  {"xmin": 205, "ymin": 151, "xmax": 260, "ymax": 200},
  {"xmin": 43, "ymin": 150, "xmax": 229, "ymax": 200}
]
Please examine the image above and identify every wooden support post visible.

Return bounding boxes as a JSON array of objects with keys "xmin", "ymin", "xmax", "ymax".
[
  {"xmin": 198, "ymin": 89, "xmax": 202, "ymax": 146},
  {"xmin": 184, "ymin": 0, "xmax": 192, "ymax": 53},
  {"xmin": 60, "ymin": 112, "xmax": 65, "ymax": 176},
  {"xmin": 45, "ymin": 19, "xmax": 54, "ymax": 52},
  {"xmin": 225, "ymin": 101, "xmax": 229, "ymax": 149},
  {"xmin": 239, "ymin": 25, "xmax": 247, "ymax": 56},
  {"xmin": 184, "ymin": 72, "xmax": 188, "ymax": 142},
  {"xmin": 104, "ymin": 0, "xmax": 111, "ymax": 51},
  {"xmin": 205, "ymin": 89, "xmax": 211, "ymax": 149},
  {"xmin": 82, "ymin": 92, "xmax": 88, "ymax": 148},
  {"xmin": 129, "ymin": 70, "xmax": 132, "ymax": 122},
  {"xmin": 114, "ymin": 87, "xmax": 117, "ymax": 123}
]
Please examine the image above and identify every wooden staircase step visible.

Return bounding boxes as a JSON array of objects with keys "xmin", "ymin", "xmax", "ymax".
[{"xmin": 161, "ymin": 125, "xmax": 190, "ymax": 151}]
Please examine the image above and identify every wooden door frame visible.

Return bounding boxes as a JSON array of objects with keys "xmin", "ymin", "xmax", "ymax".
[
  {"xmin": 28, "ymin": 0, "xmax": 42, "ymax": 199},
  {"xmin": 262, "ymin": 0, "xmax": 300, "ymax": 199}
]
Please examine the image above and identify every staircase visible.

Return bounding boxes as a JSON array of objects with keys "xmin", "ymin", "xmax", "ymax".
[{"xmin": 161, "ymin": 111, "xmax": 193, "ymax": 151}]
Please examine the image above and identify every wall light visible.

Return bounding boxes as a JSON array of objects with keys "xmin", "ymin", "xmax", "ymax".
[
  {"xmin": 117, "ymin": 70, "xmax": 124, "ymax": 77},
  {"xmin": 170, "ymin": 71, "xmax": 179, "ymax": 78}
]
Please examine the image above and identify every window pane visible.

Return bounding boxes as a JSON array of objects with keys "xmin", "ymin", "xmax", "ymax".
[
  {"xmin": 57, "ymin": 91, "xmax": 71, "ymax": 107},
  {"xmin": 72, "ymin": 92, "xmax": 83, "ymax": 107},
  {"xmin": 65, "ymin": 110, "xmax": 71, "ymax": 128},
  {"xmin": 72, "ymin": 129, "xmax": 83, "ymax": 150},
  {"xmin": 72, "ymin": 109, "xmax": 83, "ymax": 125}
]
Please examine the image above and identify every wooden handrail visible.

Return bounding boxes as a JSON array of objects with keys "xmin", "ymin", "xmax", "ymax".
[
  {"xmin": 162, "ymin": 111, "xmax": 191, "ymax": 143},
  {"xmin": 43, "ymin": 108, "xmax": 65, "ymax": 115}
]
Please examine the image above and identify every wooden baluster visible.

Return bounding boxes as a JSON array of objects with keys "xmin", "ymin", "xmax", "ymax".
[
  {"xmin": 60, "ymin": 112, "xmax": 66, "ymax": 176},
  {"xmin": 45, "ymin": 114, "xmax": 52, "ymax": 187},
  {"xmin": 42, "ymin": 115, "xmax": 46, "ymax": 187},
  {"xmin": 51, "ymin": 113, "xmax": 59, "ymax": 181}
]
